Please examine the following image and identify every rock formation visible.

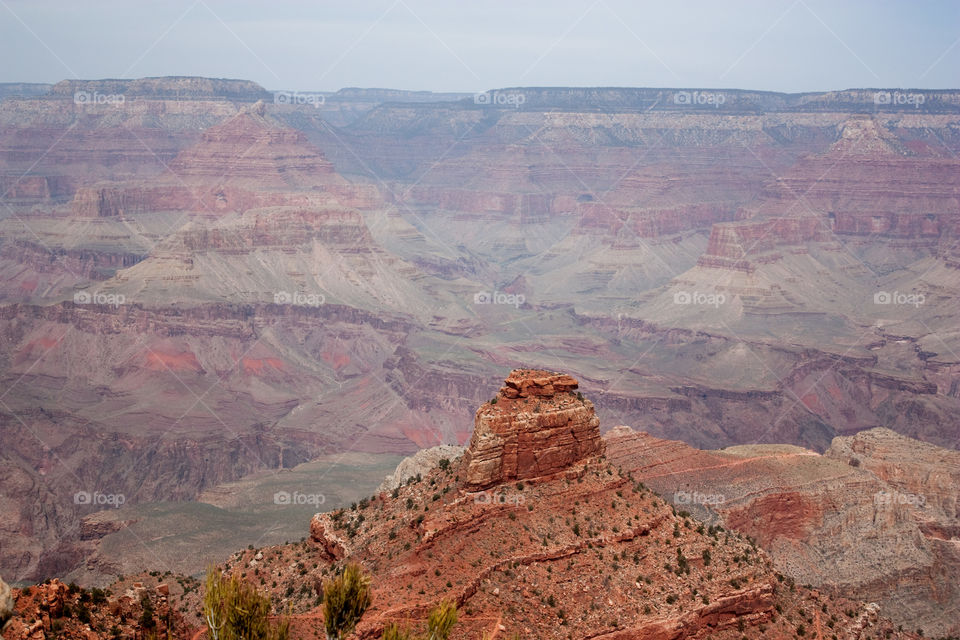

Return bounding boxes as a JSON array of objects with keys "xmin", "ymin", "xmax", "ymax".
[
  {"xmin": 377, "ymin": 444, "xmax": 466, "ymax": 492},
  {"xmin": 0, "ymin": 576, "xmax": 190, "ymax": 640},
  {"xmin": 308, "ymin": 514, "xmax": 345, "ymax": 561},
  {"xmin": 68, "ymin": 111, "xmax": 381, "ymax": 217},
  {"xmin": 604, "ymin": 426, "xmax": 960, "ymax": 637},
  {"xmin": 282, "ymin": 386, "xmax": 921, "ymax": 638},
  {"xmin": 0, "ymin": 575, "xmax": 12, "ymax": 630},
  {"xmin": 463, "ymin": 370, "xmax": 604, "ymax": 488},
  {"xmin": 0, "ymin": 373, "xmax": 925, "ymax": 639}
]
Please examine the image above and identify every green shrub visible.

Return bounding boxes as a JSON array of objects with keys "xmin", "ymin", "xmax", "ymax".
[
  {"xmin": 202, "ymin": 567, "xmax": 289, "ymax": 640},
  {"xmin": 323, "ymin": 563, "xmax": 372, "ymax": 640},
  {"xmin": 426, "ymin": 599, "xmax": 458, "ymax": 639},
  {"xmin": 380, "ymin": 600, "xmax": 457, "ymax": 640}
]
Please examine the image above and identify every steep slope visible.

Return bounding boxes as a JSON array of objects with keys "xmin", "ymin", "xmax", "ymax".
[
  {"xmin": 605, "ymin": 425, "xmax": 960, "ymax": 636},
  {"xmin": 257, "ymin": 371, "xmax": 918, "ymax": 639}
]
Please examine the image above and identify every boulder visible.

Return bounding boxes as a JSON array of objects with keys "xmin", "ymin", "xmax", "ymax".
[
  {"xmin": 0, "ymin": 575, "xmax": 12, "ymax": 630},
  {"xmin": 377, "ymin": 444, "xmax": 466, "ymax": 493}
]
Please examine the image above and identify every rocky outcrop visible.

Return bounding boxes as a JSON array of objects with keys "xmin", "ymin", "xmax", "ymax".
[
  {"xmin": 1, "ymin": 577, "xmax": 189, "ymax": 639},
  {"xmin": 698, "ymin": 215, "xmax": 829, "ymax": 265},
  {"xmin": 308, "ymin": 514, "xmax": 346, "ymax": 561},
  {"xmin": 377, "ymin": 444, "xmax": 465, "ymax": 492},
  {"xmin": 68, "ymin": 111, "xmax": 381, "ymax": 217},
  {"xmin": 280, "ymin": 399, "xmax": 917, "ymax": 639},
  {"xmin": 463, "ymin": 370, "xmax": 604, "ymax": 488},
  {"xmin": 604, "ymin": 426, "xmax": 960, "ymax": 637},
  {"xmin": 0, "ymin": 575, "xmax": 12, "ymax": 630},
  {"xmin": 825, "ymin": 428, "xmax": 960, "ymax": 537}
]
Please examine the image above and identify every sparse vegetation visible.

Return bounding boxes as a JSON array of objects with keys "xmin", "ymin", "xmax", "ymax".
[
  {"xmin": 380, "ymin": 600, "xmax": 458, "ymax": 640},
  {"xmin": 202, "ymin": 567, "xmax": 289, "ymax": 640},
  {"xmin": 323, "ymin": 563, "xmax": 372, "ymax": 640}
]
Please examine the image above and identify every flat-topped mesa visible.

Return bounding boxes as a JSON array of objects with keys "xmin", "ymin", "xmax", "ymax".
[
  {"xmin": 500, "ymin": 369, "xmax": 580, "ymax": 398},
  {"xmin": 464, "ymin": 369, "xmax": 604, "ymax": 489}
]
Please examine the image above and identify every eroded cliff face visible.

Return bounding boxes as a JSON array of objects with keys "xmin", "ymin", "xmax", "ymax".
[
  {"xmin": 463, "ymin": 370, "xmax": 604, "ymax": 488},
  {"xmin": 604, "ymin": 426, "xmax": 960, "ymax": 637},
  {"xmin": 69, "ymin": 111, "xmax": 381, "ymax": 218}
]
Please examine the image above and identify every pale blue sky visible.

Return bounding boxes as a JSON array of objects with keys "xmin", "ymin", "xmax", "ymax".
[{"xmin": 1, "ymin": 0, "xmax": 957, "ymax": 92}]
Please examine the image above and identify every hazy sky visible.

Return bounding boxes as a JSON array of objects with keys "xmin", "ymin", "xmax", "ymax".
[{"xmin": 2, "ymin": 0, "xmax": 958, "ymax": 92}]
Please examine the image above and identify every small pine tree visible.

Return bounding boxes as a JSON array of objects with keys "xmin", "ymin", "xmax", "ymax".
[
  {"xmin": 426, "ymin": 600, "xmax": 458, "ymax": 640},
  {"xmin": 382, "ymin": 623, "xmax": 414, "ymax": 640},
  {"xmin": 203, "ymin": 567, "xmax": 289, "ymax": 640},
  {"xmin": 380, "ymin": 600, "xmax": 458, "ymax": 640},
  {"xmin": 138, "ymin": 593, "xmax": 156, "ymax": 631},
  {"xmin": 323, "ymin": 563, "xmax": 372, "ymax": 640}
]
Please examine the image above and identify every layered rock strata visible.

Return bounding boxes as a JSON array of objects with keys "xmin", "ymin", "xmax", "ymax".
[{"xmin": 463, "ymin": 369, "xmax": 604, "ymax": 489}]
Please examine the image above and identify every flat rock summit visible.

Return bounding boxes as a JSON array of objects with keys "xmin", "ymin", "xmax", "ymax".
[{"xmin": 464, "ymin": 369, "xmax": 604, "ymax": 489}]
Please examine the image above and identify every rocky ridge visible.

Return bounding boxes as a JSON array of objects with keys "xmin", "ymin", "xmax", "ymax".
[
  {"xmin": 604, "ymin": 425, "xmax": 960, "ymax": 636},
  {"xmin": 0, "ymin": 370, "xmax": 928, "ymax": 639},
  {"xmin": 377, "ymin": 444, "xmax": 466, "ymax": 492},
  {"xmin": 287, "ymin": 372, "xmax": 920, "ymax": 639}
]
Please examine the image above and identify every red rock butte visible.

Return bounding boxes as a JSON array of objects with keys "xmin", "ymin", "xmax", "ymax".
[{"xmin": 463, "ymin": 369, "xmax": 604, "ymax": 489}]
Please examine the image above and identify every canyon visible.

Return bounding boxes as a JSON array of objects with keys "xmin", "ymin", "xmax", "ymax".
[
  {"xmin": 2, "ymin": 371, "xmax": 924, "ymax": 639},
  {"xmin": 0, "ymin": 78, "xmax": 957, "ymax": 635}
]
